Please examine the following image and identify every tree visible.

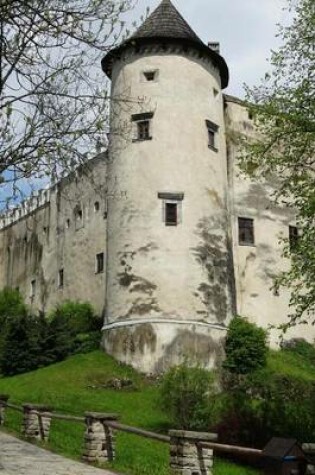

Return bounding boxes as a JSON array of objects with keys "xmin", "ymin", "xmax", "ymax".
[
  {"xmin": 0, "ymin": 0, "xmax": 133, "ymax": 205},
  {"xmin": 240, "ymin": 0, "xmax": 315, "ymax": 326}
]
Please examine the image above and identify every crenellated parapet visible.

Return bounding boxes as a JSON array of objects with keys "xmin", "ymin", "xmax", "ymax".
[{"xmin": 0, "ymin": 188, "xmax": 51, "ymax": 231}]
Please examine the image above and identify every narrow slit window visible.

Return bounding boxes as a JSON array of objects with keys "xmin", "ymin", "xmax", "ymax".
[
  {"xmin": 238, "ymin": 218, "xmax": 254, "ymax": 246},
  {"xmin": 96, "ymin": 252, "xmax": 104, "ymax": 274},
  {"xmin": 58, "ymin": 269, "xmax": 64, "ymax": 288},
  {"xmin": 94, "ymin": 201, "xmax": 100, "ymax": 212},
  {"xmin": 30, "ymin": 279, "xmax": 36, "ymax": 298}
]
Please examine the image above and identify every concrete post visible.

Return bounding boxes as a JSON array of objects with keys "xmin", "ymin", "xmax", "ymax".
[
  {"xmin": 22, "ymin": 404, "xmax": 52, "ymax": 442},
  {"xmin": 303, "ymin": 444, "xmax": 315, "ymax": 475},
  {"xmin": 83, "ymin": 412, "xmax": 119, "ymax": 464},
  {"xmin": 0, "ymin": 395, "xmax": 9, "ymax": 426},
  {"xmin": 169, "ymin": 430, "xmax": 217, "ymax": 475}
]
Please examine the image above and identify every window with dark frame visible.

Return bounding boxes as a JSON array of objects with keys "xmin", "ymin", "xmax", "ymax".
[
  {"xmin": 289, "ymin": 226, "xmax": 299, "ymax": 251},
  {"xmin": 238, "ymin": 217, "xmax": 255, "ymax": 246},
  {"xmin": 137, "ymin": 120, "xmax": 150, "ymax": 140},
  {"xmin": 158, "ymin": 192, "xmax": 184, "ymax": 227},
  {"xmin": 165, "ymin": 202, "xmax": 178, "ymax": 226},
  {"xmin": 205, "ymin": 119, "xmax": 219, "ymax": 151},
  {"xmin": 96, "ymin": 252, "xmax": 104, "ymax": 274},
  {"xmin": 132, "ymin": 112, "xmax": 153, "ymax": 142},
  {"xmin": 58, "ymin": 269, "xmax": 64, "ymax": 288}
]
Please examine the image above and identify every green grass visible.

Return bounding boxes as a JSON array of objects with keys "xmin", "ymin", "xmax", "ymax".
[
  {"xmin": 267, "ymin": 349, "xmax": 315, "ymax": 382},
  {"xmin": 0, "ymin": 351, "xmax": 259, "ymax": 475}
]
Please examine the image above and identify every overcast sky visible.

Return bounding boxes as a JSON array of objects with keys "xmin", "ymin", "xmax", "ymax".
[{"xmin": 125, "ymin": 0, "xmax": 291, "ymax": 98}]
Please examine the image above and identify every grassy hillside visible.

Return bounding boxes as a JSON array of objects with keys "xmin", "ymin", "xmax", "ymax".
[{"xmin": 0, "ymin": 351, "xmax": 259, "ymax": 475}]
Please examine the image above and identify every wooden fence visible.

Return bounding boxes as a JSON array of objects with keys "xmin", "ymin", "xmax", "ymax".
[{"xmin": 0, "ymin": 394, "xmax": 314, "ymax": 475}]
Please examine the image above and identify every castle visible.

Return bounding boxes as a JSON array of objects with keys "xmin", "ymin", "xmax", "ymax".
[{"xmin": 0, "ymin": 0, "xmax": 314, "ymax": 373}]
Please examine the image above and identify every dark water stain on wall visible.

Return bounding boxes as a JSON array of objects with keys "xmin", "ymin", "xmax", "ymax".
[
  {"xmin": 105, "ymin": 323, "xmax": 157, "ymax": 358},
  {"xmin": 155, "ymin": 329, "xmax": 225, "ymax": 373},
  {"xmin": 192, "ymin": 217, "xmax": 229, "ymax": 323}
]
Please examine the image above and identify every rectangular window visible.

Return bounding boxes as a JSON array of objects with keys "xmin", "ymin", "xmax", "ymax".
[
  {"xmin": 96, "ymin": 252, "xmax": 104, "ymax": 274},
  {"xmin": 58, "ymin": 269, "xmax": 64, "ymax": 288},
  {"xmin": 205, "ymin": 119, "xmax": 219, "ymax": 151},
  {"xmin": 137, "ymin": 120, "xmax": 150, "ymax": 140},
  {"xmin": 158, "ymin": 192, "xmax": 184, "ymax": 227},
  {"xmin": 132, "ymin": 112, "xmax": 153, "ymax": 142},
  {"xmin": 289, "ymin": 226, "xmax": 299, "ymax": 251},
  {"xmin": 165, "ymin": 203, "xmax": 178, "ymax": 226},
  {"xmin": 238, "ymin": 217, "xmax": 254, "ymax": 246}
]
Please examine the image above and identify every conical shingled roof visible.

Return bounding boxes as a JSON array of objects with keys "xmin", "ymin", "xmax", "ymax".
[
  {"xmin": 102, "ymin": 0, "xmax": 229, "ymax": 89},
  {"xmin": 131, "ymin": 0, "xmax": 202, "ymax": 44}
]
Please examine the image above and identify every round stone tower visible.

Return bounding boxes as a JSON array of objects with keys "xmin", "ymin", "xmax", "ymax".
[{"xmin": 101, "ymin": 0, "xmax": 232, "ymax": 373}]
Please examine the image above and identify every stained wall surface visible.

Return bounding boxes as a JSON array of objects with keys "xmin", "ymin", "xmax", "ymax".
[
  {"xmin": 225, "ymin": 96, "xmax": 315, "ymax": 346},
  {"xmin": 0, "ymin": 155, "xmax": 107, "ymax": 316}
]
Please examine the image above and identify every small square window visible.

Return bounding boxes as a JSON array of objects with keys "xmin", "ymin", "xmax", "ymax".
[
  {"xmin": 58, "ymin": 269, "xmax": 64, "ymax": 288},
  {"xmin": 96, "ymin": 252, "xmax": 104, "ymax": 274},
  {"xmin": 143, "ymin": 71, "xmax": 157, "ymax": 81},
  {"xmin": 205, "ymin": 120, "xmax": 219, "ymax": 151},
  {"xmin": 238, "ymin": 217, "xmax": 254, "ymax": 246},
  {"xmin": 289, "ymin": 226, "xmax": 299, "ymax": 251}
]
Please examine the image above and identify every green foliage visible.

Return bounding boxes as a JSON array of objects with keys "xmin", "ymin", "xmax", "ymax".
[
  {"xmin": 224, "ymin": 317, "xmax": 268, "ymax": 374},
  {"xmin": 0, "ymin": 351, "xmax": 258, "ymax": 475},
  {"xmin": 48, "ymin": 300, "xmax": 102, "ymax": 356},
  {"xmin": 283, "ymin": 339, "xmax": 315, "ymax": 364},
  {"xmin": 1, "ymin": 314, "xmax": 45, "ymax": 376},
  {"xmin": 0, "ymin": 291, "xmax": 101, "ymax": 376},
  {"xmin": 159, "ymin": 363, "xmax": 223, "ymax": 431},
  {"xmin": 0, "ymin": 288, "xmax": 27, "ymax": 319},
  {"xmin": 49, "ymin": 301, "xmax": 99, "ymax": 333},
  {"xmin": 240, "ymin": 0, "xmax": 315, "ymax": 324},
  {"xmin": 221, "ymin": 367, "xmax": 315, "ymax": 446}
]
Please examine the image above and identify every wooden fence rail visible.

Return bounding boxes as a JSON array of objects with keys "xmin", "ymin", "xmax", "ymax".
[{"xmin": 0, "ymin": 394, "xmax": 314, "ymax": 475}]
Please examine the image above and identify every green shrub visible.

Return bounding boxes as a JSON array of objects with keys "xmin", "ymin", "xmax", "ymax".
[
  {"xmin": 0, "ymin": 287, "xmax": 27, "ymax": 319},
  {"xmin": 49, "ymin": 300, "xmax": 100, "ymax": 334},
  {"xmin": 1, "ymin": 314, "xmax": 44, "ymax": 376},
  {"xmin": 159, "ymin": 363, "xmax": 224, "ymax": 431},
  {"xmin": 224, "ymin": 316, "xmax": 268, "ymax": 374},
  {"xmin": 220, "ymin": 368, "xmax": 315, "ymax": 446}
]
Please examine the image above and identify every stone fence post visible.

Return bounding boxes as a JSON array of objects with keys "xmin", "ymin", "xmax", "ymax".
[
  {"xmin": 169, "ymin": 430, "xmax": 217, "ymax": 475},
  {"xmin": 83, "ymin": 412, "xmax": 119, "ymax": 464},
  {"xmin": 0, "ymin": 395, "xmax": 9, "ymax": 426},
  {"xmin": 303, "ymin": 444, "xmax": 315, "ymax": 475},
  {"xmin": 22, "ymin": 404, "xmax": 52, "ymax": 442}
]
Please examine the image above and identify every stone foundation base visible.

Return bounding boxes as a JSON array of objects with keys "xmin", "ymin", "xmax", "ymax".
[{"xmin": 102, "ymin": 320, "xmax": 226, "ymax": 374}]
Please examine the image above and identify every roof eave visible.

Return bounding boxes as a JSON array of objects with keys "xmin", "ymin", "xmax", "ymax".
[{"xmin": 102, "ymin": 37, "xmax": 229, "ymax": 89}]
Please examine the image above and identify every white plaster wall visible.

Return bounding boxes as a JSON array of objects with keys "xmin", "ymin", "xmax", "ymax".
[
  {"xmin": 0, "ymin": 156, "xmax": 108, "ymax": 316},
  {"xmin": 225, "ymin": 98, "xmax": 315, "ymax": 346},
  {"xmin": 104, "ymin": 47, "xmax": 232, "ymax": 369}
]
